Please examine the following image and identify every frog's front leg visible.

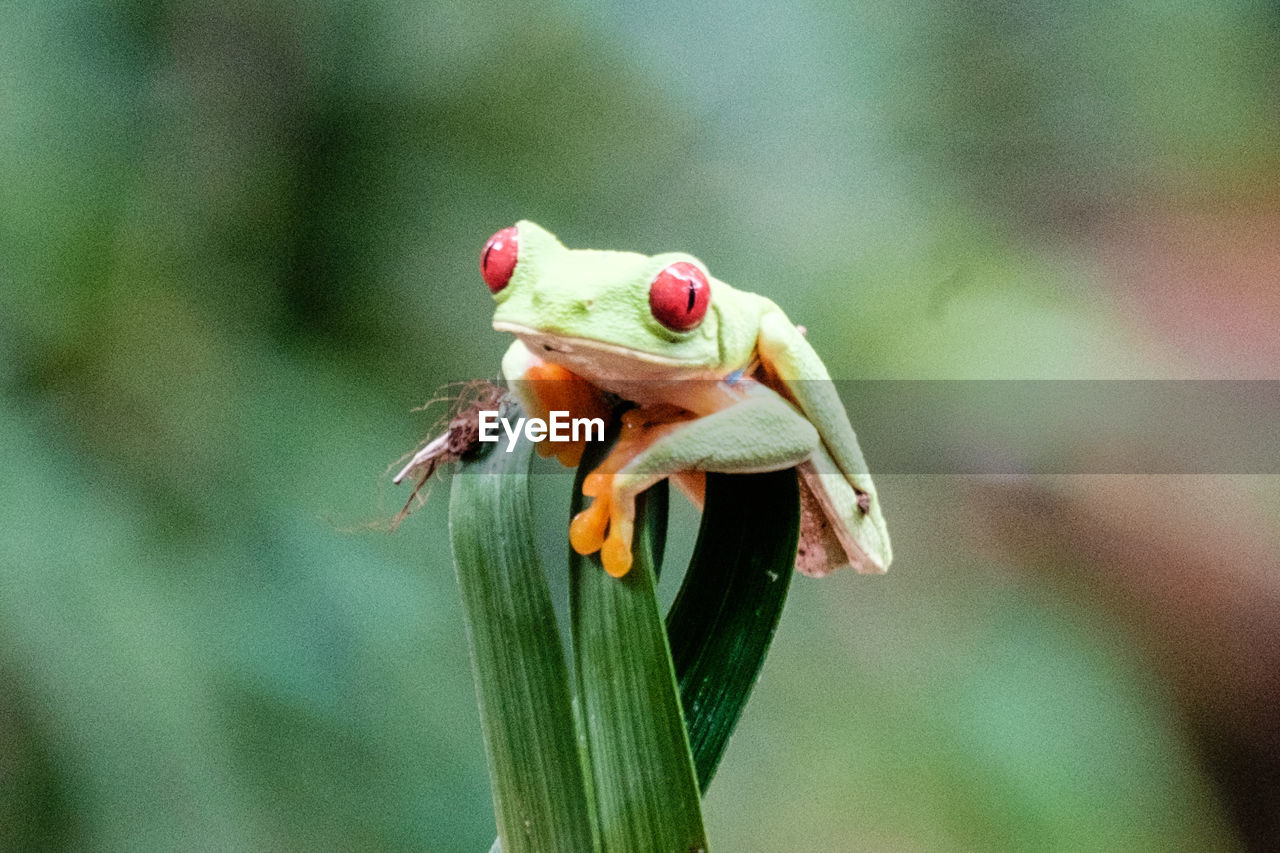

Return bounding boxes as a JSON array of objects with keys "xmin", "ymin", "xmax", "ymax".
[
  {"xmin": 570, "ymin": 387, "xmax": 819, "ymax": 577},
  {"xmin": 502, "ymin": 340, "xmax": 612, "ymax": 467}
]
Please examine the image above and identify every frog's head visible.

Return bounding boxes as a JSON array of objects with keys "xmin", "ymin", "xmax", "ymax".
[{"xmin": 483, "ymin": 221, "xmax": 728, "ymax": 381}]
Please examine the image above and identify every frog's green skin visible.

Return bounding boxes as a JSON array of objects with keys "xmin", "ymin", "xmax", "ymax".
[{"xmin": 494, "ymin": 220, "xmax": 891, "ymax": 576}]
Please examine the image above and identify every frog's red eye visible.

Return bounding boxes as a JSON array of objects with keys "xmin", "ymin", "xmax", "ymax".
[
  {"xmin": 481, "ymin": 226, "xmax": 519, "ymax": 293},
  {"xmin": 649, "ymin": 262, "xmax": 710, "ymax": 331}
]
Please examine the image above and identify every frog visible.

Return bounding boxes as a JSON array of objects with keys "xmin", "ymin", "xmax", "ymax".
[{"xmin": 476, "ymin": 220, "xmax": 891, "ymax": 580}]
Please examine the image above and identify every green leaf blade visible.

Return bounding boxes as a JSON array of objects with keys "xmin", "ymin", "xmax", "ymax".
[
  {"xmin": 570, "ymin": 442, "xmax": 708, "ymax": 852},
  {"xmin": 667, "ymin": 469, "xmax": 800, "ymax": 790},
  {"xmin": 449, "ymin": 401, "xmax": 598, "ymax": 853}
]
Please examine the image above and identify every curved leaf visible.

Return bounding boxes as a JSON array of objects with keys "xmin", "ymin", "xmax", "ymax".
[
  {"xmin": 570, "ymin": 441, "xmax": 707, "ymax": 852},
  {"xmin": 667, "ymin": 469, "xmax": 800, "ymax": 790},
  {"xmin": 449, "ymin": 399, "xmax": 598, "ymax": 853}
]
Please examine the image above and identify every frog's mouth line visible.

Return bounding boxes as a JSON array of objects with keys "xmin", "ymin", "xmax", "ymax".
[{"xmin": 492, "ymin": 322, "xmax": 708, "ymax": 368}]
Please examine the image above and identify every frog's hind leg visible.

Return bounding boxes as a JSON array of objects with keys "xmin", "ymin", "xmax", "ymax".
[
  {"xmin": 571, "ymin": 389, "xmax": 819, "ymax": 577},
  {"xmin": 794, "ymin": 470, "xmax": 847, "ymax": 578},
  {"xmin": 796, "ymin": 443, "xmax": 888, "ymax": 576},
  {"xmin": 756, "ymin": 312, "xmax": 892, "ymax": 571}
]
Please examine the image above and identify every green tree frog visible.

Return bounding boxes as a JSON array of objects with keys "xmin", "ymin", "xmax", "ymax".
[{"xmin": 479, "ymin": 221, "xmax": 891, "ymax": 580}]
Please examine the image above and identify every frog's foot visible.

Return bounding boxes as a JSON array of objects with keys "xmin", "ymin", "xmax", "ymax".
[
  {"xmin": 569, "ymin": 468, "xmax": 639, "ymax": 577},
  {"xmin": 522, "ymin": 362, "xmax": 612, "ymax": 467},
  {"xmin": 569, "ymin": 406, "xmax": 692, "ymax": 577}
]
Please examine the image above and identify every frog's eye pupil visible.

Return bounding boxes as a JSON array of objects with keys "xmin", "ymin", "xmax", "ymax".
[
  {"xmin": 649, "ymin": 262, "xmax": 710, "ymax": 331},
  {"xmin": 481, "ymin": 227, "xmax": 519, "ymax": 293}
]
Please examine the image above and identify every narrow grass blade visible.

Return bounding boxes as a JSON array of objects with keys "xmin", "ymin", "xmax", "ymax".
[
  {"xmin": 667, "ymin": 469, "xmax": 800, "ymax": 790},
  {"xmin": 570, "ymin": 442, "xmax": 707, "ymax": 852},
  {"xmin": 449, "ymin": 399, "xmax": 597, "ymax": 853}
]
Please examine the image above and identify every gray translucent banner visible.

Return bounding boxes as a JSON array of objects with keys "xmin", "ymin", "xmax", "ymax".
[
  {"xmin": 466, "ymin": 380, "xmax": 1280, "ymax": 474},
  {"xmin": 835, "ymin": 380, "xmax": 1279, "ymax": 474}
]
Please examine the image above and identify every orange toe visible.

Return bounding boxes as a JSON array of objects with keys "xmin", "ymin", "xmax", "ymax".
[
  {"xmin": 570, "ymin": 490, "xmax": 611, "ymax": 555},
  {"xmin": 601, "ymin": 534, "xmax": 633, "ymax": 578}
]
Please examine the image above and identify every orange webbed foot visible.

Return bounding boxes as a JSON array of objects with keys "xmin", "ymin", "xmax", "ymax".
[{"xmin": 569, "ymin": 406, "xmax": 693, "ymax": 577}]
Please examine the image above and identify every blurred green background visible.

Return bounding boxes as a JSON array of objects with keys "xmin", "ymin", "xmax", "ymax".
[{"xmin": 3, "ymin": 0, "xmax": 1279, "ymax": 850}]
